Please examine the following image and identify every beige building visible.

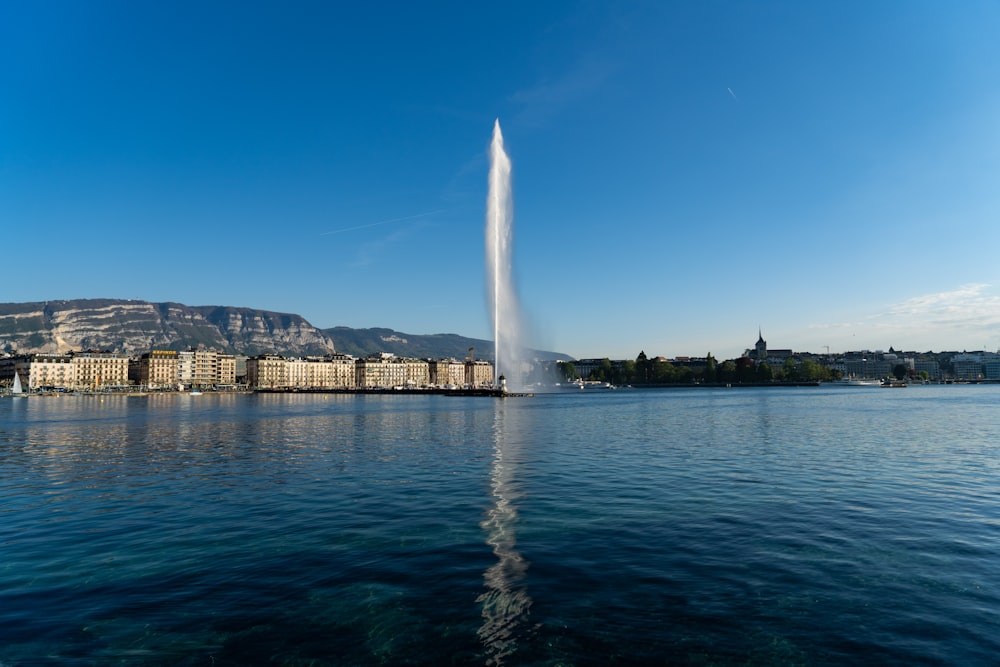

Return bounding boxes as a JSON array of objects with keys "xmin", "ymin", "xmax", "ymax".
[
  {"xmin": 73, "ymin": 351, "xmax": 130, "ymax": 388},
  {"xmin": 355, "ymin": 354, "xmax": 429, "ymax": 388},
  {"xmin": 329, "ymin": 353, "xmax": 356, "ymax": 388},
  {"xmin": 218, "ymin": 354, "xmax": 237, "ymax": 386},
  {"xmin": 135, "ymin": 350, "xmax": 179, "ymax": 389},
  {"xmin": 286, "ymin": 357, "xmax": 334, "ymax": 388},
  {"xmin": 247, "ymin": 354, "xmax": 287, "ymax": 388},
  {"xmin": 192, "ymin": 349, "xmax": 219, "ymax": 388},
  {"xmin": 466, "ymin": 360, "xmax": 494, "ymax": 387},
  {"xmin": 6, "ymin": 354, "xmax": 77, "ymax": 390}
]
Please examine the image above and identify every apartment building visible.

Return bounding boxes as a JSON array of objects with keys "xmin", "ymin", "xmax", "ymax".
[
  {"xmin": 74, "ymin": 352, "xmax": 130, "ymax": 388},
  {"xmin": 355, "ymin": 354, "xmax": 422, "ymax": 388},
  {"xmin": 133, "ymin": 350, "xmax": 180, "ymax": 389},
  {"xmin": 246, "ymin": 354, "xmax": 287, "ymax": 388},
  {"xmin": 218, "ymin": 354, "xmax": 237, "ymax": 386},
  {"xmin": 1, "ymin": 354, "xmax": 76, "ymax": 390},
  {"xmin": 466, "ymin": 359, "xmax": 494, "ymax": 387}
]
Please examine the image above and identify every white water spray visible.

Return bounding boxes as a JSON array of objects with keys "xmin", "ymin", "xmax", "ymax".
[{"xmin": 486, "ymin": 119, "xmax": 526, "ymax": 390}]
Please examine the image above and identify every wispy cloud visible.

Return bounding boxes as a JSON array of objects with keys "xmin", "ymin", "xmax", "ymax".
[
  {"xmin": 807, "ymin": 283, "xmax": 1000, "ymax": 350},
  {"xmin": 320, "ymin": 210, "xmax": 443, "ymax": 236},
  {"xmin": 882, "ymin": 283, "xmax": 1000, "ymax": 328},
  {"xmin": 510, "ymin": 58, "xmax": 617, "ymax": 127}
]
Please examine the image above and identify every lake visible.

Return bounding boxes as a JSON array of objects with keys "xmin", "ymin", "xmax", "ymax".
[{"xmin": 2, "ymin": 385, "xmax": 999, "ymax": 665}]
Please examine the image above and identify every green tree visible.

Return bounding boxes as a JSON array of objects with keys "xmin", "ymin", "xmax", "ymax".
[
  {"xmin": 893, "ymin": 364, "xmax": 908, "ymax": 380},
  {"xmin": 735, "ymin": 357, "xmax": 755, "ymax": 383},
  {"xmin": 717, "ymin": 360, "xmax": 737, "ymax": 383},
  {"xmin": 756, "ymin": 362, "xmax": 773, "ymax": 382},
  {"xmin": 636, "ymin": 351, "xmax": 652, "ymax": 384},
  {"xmin": 782, "ymin": 358, "xmax": 799, "ymax": 381},
  {"xmin": 559, "ymin": 361, "xmax": 578, "ymax": 381},
  {"xmin": 703, "ymin": 353, "xmax": 717, "ymax": 383}
]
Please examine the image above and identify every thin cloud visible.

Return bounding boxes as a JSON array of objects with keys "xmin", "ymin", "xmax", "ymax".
[
  {"xmin": 510, "ymin": 58, "xmax": 617, "ymax": 127},
  {"xmin": 806, "ymin": 283, "xmax": 1000, "ymax": 351},
  {"xmin": 320, "ymin": 210, "xmax": 443, "ymax": 237},
  {"xmin": 728, "ymin": 87, "xmax": 738, "ymax": 101},
  {"xmin": 883, "ymin": 283, "xmax": 1000, "ymax": 327}
]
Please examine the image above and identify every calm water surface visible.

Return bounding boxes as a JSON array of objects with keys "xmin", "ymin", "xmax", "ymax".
[{"xmin": 1, "ymin": 386, "xmax": 999, "ymax": 665}]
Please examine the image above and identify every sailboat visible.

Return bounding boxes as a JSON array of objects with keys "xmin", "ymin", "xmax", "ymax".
[{"xmin": 11, "ymin": 372, "xmax": 25, "ymax": 397}]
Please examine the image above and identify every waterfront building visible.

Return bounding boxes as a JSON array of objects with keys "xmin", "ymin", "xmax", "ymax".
[
  {"xmin": 914, "ymin": 359, "xmax": 941, "ymax": 380},
  {"xmin": 428, "ymin": 359, "xmax": 468, "ymax": 386},
  {"xmin": 137, "ymin": 350, "xmax": 179, "ymax": 389},
  {"xmin": 246, "ymin": 354, "xmax": 287, "ymax": 389},
  {"xmin": 952, "ymin": 353, "xmax": 984, "ymax": 380},
  {"xmin": 192, "ymin": 348, "xmax": 218, "ymax": 388},
  {"xmin": 73, "ymin": 351, "xmax": 130, "ymax": 389},
  {"xmin": 951, "ymin": 352, "xmax": 1000, "ymax": 380},
  {"xmin": 465, "ymin": 359, "xmax": 493, "ymax": 387},
  {"xmin": 354, "ymin": 354, "xmax": 430, "ymax": 388},
  {"xmin": 329, "ymin": 353, "xmax": 356, "ymax": 388},
  {"xmin": 427, "ymin": 359, "xmax": 450, "ymax": 386},
  {"xmin": 984, "ymin": 353, "xmax": 1000, "ymax": 380},
  {"xmin": 4, "ymin": 354, "xmax": 77, "ymax": 390},
  {"xmin": 218, "ymin": 353, "xmax": 237, "ymax": 386},
  {"xmin": 177, "ymin": 350, "xmax": 194, "ymax": 387}
]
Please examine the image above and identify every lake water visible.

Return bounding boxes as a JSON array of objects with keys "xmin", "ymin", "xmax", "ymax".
[{"xmin": 2, "ymin": 385, "xmax": 999, "ymax": 665}]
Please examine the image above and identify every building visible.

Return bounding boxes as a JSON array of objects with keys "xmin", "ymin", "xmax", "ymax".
[
  {"xmin": 1, "ymin": 354, "xmax": 76, "ymax": 390},
  {"xmin": 192, "ymin": 348, "xmax": 219, "ymax": 388},
  {"xmin": 137, "ymin": 350, "xmax": 179, "ymax": 389},
  {"xmin": 177, "ymin": 350, "xmax": 194, "ymax": 387},
  {"xmin": 465, "ymin": 359, "xmax": 494, "ymax": 387},
  {"xmin": 329, "ymin": 354, "xmax": 356, "ymax": 388},
  {"xmin": 247, "ymin": 354, "xmax": 287, "ymax": 389},
  {"xmin": 355, "ymin": 354, "xmax": 429, "ymax": 388},
  {"xmin": 73, "ymin": 351, "xmax": 130, "ymax": 388},
  {"xmin": 952, "ymin": 353, "xmax": 984, "ymax": 380},
  {"xmin": 913, "ymin": 359, "xmax": 941, "ymax": 380},
  {"xmin": 218, "ymin": 353, "xmax": 237, "ymax": 386},
  {"xmin": 428, "ymin": 359, "xmax": 468, "ymax": 386}
]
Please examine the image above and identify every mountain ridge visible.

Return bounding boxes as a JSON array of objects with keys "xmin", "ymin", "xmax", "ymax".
[{"xmin": 0, "ymin": 299, "xmax": 571, "ymax": 361}]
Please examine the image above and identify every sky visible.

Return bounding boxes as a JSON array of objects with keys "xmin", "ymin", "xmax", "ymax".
[{"xmin": 3, "ymin": 1, "xmax": 1000, "ymax": 360}]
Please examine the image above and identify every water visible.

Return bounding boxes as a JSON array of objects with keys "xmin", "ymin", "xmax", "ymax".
[
  {"xmin": 485, "ymin": 119, "xmax": 526, "ymax": 390},
  {"xmin": 2, "ymin": 385, "xmax": 999, "ymax": 665}
]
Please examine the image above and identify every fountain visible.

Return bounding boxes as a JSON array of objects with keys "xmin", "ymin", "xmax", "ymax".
[{"xmin": 486, "ymin": 119, "xmax": 527, "ymax": 391}]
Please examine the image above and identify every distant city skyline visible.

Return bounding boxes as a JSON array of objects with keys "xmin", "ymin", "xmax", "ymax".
[{"xmin": 3, "ymin": 2, "xmax": 999, "ymax": 360}]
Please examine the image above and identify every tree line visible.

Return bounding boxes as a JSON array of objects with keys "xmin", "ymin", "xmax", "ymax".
[{"xmin": 559, "ymin": 351, "xmax": 841, "ymax": 385}]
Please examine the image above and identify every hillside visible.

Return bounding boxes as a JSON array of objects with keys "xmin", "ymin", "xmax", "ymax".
[
  {"xmin": 0, "ymin": 300, "xmax": 572, "ymax": 361},
  {"xmin": 0, "ymin": 299, "xmax": 335, "ymax": 356}
]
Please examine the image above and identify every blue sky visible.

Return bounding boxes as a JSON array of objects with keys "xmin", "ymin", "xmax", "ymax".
[{"xmin": 3, "ymin": 1, "xmax": 999, "ymax": 360}]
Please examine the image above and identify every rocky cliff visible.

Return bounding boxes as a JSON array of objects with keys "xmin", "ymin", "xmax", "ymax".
[{"xmin": 0, "ymin": 299, "xmax": 336, "ymax": 356}]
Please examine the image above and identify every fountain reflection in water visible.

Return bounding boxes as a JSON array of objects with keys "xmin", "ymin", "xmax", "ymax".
[
  {"xmin": 486, "ymin": 119, "xmax": 528, "ymax": 391},
  {"xmin": 477, "ymin": 402, "xmax": 534, "ymax": 665}
]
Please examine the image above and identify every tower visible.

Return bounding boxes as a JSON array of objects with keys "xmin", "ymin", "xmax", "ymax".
[{"xmin": 755, "ymin": 329, "xmax": 767, "ymax": 361}]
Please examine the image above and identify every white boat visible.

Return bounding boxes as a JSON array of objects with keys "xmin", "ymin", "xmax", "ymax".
[
  {"xmin": 832, "ymin": 378, "xmax": 881, "ymax": 387},
  {"xmin": 11, "ymin": 372, "xmax": 25, "ymax": 396}
]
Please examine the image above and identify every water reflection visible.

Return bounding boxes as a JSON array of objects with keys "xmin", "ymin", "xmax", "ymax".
[{"xmin": 477, "ymin": 401, "xmax": 533, "ymax": 665}]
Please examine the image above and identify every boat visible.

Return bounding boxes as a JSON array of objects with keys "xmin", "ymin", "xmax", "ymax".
[
  {"xmin": 11, "ymin": 372, "xmax": 25, "ymax": 397},
  {"xmin": 832, "ymin": 377, "xmax": 881, "ymax": 387}
]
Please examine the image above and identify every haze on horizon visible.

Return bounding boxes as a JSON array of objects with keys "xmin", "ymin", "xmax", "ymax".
[{"xmin": 3, "ymin": 2, "xmax": 999, "ymax": 361}]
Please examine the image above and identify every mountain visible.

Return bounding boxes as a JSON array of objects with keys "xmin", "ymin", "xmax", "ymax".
[
  {"xmin": 0, "ymin": 299, "xmax": 573, "ymax": 361},
  {"xmin": 0, "ymin": 299, "xmax": 335, "ymax": 356},
  {"xmin": 323, "ymin": 326, "xmax": 572, "ymax": 362}
]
